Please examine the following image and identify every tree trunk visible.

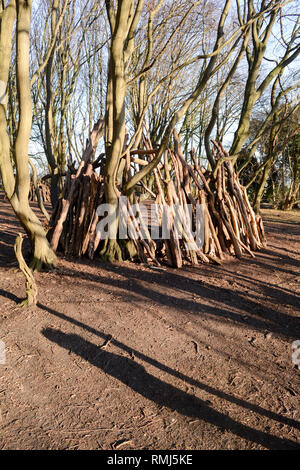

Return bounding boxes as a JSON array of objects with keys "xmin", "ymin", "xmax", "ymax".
[
  {"xmin": 253, "ymin": 160, "xmax": 272, "ymax": 214},
  {"xmin": 101, "ymin": 0, "xmax": 134, "ymax": 261},
  {"xmin": 0, "ymin": 0, "xmax": 57, "ymax": 270}
]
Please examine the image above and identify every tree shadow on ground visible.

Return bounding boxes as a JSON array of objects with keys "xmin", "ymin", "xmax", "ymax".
[
  {"xmin": 184, "ymin": 261, "xmax": 300, "ymax": 308},
  {"xmin": 61, "ymin": 259, "xmax": 300, "ymax": 338},
  {"xmin": 38, "ymin": 304, "xmax": 299, "ymax": 431},
  {"xmin": 244, "ymin": 254, "xmax": 300, "ymax": 276},
  {"xmin": 264, "ymin": 218, "xmax": 300, "ymax": 229},
  {"xmin": 0, "ymin": 288, "xmax": 21, "ymax": 303},
  {"xmin": 269, "ymin": 244, "xmax": 300, "ymax": 257},
  {"xmin": 42, "ymin": 326, "xmax": 300, "ymax": 450}
]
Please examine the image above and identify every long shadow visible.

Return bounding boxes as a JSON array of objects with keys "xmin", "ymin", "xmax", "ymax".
[
  {"xmin": 197, "ymin": 264, "xmax": 300, "ymax": 308},
  {"xmin": 185, "ymin": 263, "xmax": 299, "ymax": 297},
  {"xmin": 241, "ymin": 256, "xmax": 300, "ymax": 277},
  {"xmin": 0, "ymin": 288, "xmax": 21, "ymax": 303},
  {"xmin": 38, "ymin": 299, "xmax": 287, "ymax": 383},
  {"xmin": 258, "ymin": 250, "xmax": 300, "ymax": 266},
  {"xmin": 38, "ymin": 303, "xmax": 299, "ymax": 432},
  {"xmin": 262, "ymin": 247, "xmax": 300, "ymax": 259},
  {"xmin": 42, "ymin": 327, "xmax": 300, "ymax": 450},
  {"xmin": 264, "ymin": 228, "xmax": 300, "ymax": 244},
  {"xmin": 271, "ymin": 245, "xmax": 300, "ymax": 257},
  {"xmin": 247, "ymin": 252, "xmax": 300, "ymax": 273},
  {"xmin": 264, "ymin": 219, "xmax": 300, "ymax": 230},
  {"xmin": 61, "ymin": 260, "xmax": 300, "ymax": 338}
]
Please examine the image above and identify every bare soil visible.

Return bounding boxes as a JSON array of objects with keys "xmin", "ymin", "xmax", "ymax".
[{"xmin": 0, "ymin": 193, "xmax": 299, "ymax": 450}]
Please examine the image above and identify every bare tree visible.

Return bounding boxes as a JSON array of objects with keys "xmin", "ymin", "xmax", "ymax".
[
  {"xmin": 229, "ymin": 0, "xmax": 300, "ymax": 157},
  {"xmin": 0, "ymin": 0, "xmax": 57, "ymax": 270}
]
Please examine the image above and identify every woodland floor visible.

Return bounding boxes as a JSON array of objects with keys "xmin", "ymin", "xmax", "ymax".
[{"xmin": 0, "ymin": 193, "xmax": 299, "ymax": 450}]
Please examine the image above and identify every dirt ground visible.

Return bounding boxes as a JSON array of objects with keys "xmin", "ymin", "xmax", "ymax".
[{"xmin": 0, "ymin": 193, "xmax": 299, "ymax": 450}]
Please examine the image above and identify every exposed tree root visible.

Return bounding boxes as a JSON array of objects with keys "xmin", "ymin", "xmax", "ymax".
[{"xmin": 14, "ymin": 234, "xmax": 38, "ymax": 307}]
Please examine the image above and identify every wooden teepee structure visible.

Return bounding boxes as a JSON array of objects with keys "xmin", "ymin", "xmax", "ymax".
[{"xmin": 48, "ymin": 124, "xmax": 266, "ymax": 268}]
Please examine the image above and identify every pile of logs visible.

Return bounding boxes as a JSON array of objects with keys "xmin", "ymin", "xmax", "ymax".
[
  {"xmin": 50, "ymin": 164, "xmax": 104, "ymax": 258},
  {"xmin": 29, "ymin": 179, "xmax": 51, "ymax": 204},
  {"xmin": 49, "ymin": 127, "xmax": 266, "ymax": 267}
]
